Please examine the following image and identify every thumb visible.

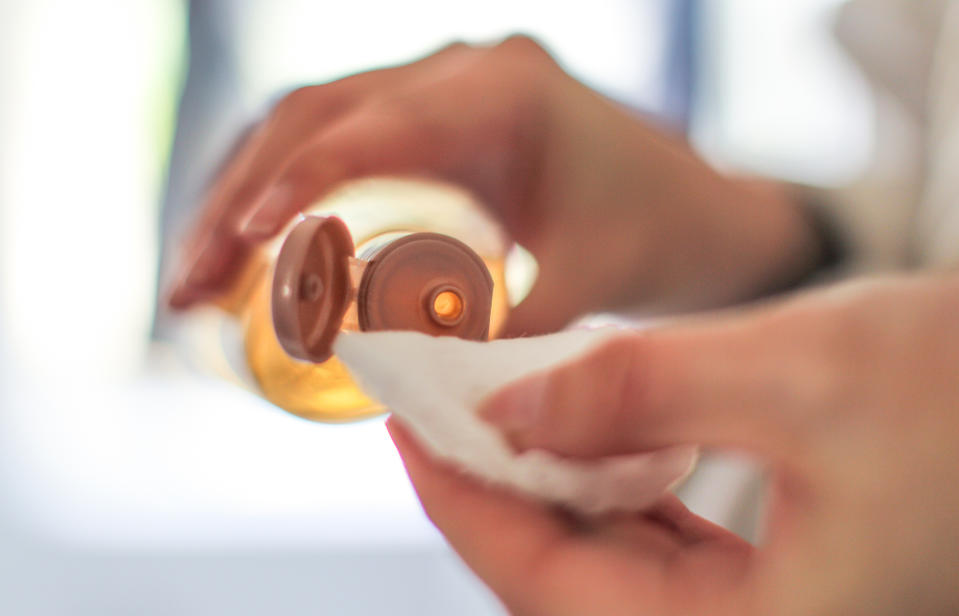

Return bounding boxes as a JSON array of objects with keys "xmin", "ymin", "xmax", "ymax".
[
  {"xmin": 480, "ymin": 306, "xmax": 822, "ymax": 463},
  {"xmin": 499, "ymin": 280, "xmax": 576, "ymax": 338},
  {"xmin": 499, "ymin": 265, "xmax": 597, "ymax": 338}
]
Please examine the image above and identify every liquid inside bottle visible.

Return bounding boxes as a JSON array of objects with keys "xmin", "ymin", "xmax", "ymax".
[{"xmin": 227, "ymin": 178, "xmax": 510, "ymax": 422}]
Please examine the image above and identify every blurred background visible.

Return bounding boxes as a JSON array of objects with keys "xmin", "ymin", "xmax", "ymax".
[{"xmin": 0, "ymin": 1, "xmax": 871, "ymax": 614}]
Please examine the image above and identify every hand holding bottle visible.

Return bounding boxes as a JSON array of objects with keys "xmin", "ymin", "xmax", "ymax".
[{"xmin": 170, "ymin": 36, "xmax": 820, "ymax": 336}]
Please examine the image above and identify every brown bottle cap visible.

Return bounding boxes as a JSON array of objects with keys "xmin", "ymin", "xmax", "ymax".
[
  {"xmin": 357, "ymin": 233, "xmax": 493, "ymax": 340},
  {"xmin": 272, "ymin": 216, "xmax": 355, "ymax": 363}
]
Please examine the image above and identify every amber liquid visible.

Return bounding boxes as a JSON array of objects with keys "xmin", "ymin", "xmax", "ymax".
[{"xmin": 241, "ymin": 255, "xmax": 508, "ymax": 422}]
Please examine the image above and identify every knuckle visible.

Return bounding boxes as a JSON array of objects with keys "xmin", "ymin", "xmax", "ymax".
[
  {"xmin": 490, "ymin": 36, "xmax": 561, "ymax": 114},
  {"xmin": 435, "ymin": 39, "xmax": 471, "ymax": 55},
  {"xmin": 617, "ymin": 335, "xmax": 673, "ymax": 425},
  {"xmin": 792, "ymin": 279, "xmax": 919, "ymax": 421},
  {"xmin": 529, "ymin": 369, "xmax": 569, "ymax": 435},
  {"xmin": 227, "ymin": 181, "xmax": 262, "ymax": 212},
  {"xmin": 494, "ymin": 33, "xmax": 550, "ymax": 60},
  {"xmin": 789, "ymin": 302, "xmax": 869, "ymax": 413},
  {"xmin": 519, "ymin": 337, "xmax": 649, "ymax": 455},
  {"xmin": 485, "ymin": 34, "xmax": 558, "ymax": 81},
  {"xmin": 595, "ymin": 334, "xmax": 665, "ymax": 436},
  {"xmin": 273, "ymin": 85, "xmax": 320, "ymax": 116}
]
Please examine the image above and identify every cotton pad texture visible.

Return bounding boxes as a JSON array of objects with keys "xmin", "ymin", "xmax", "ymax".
[{"xmin": 334, "ymin": 328, "xmax": 698, "ymax": 515}]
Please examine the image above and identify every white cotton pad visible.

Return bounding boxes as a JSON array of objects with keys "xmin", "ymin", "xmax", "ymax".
[{"xmin": 334, "ymin": 328, "xmax": 698, "ymax": 514}]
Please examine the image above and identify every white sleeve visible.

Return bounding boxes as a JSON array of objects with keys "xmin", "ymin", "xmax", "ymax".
[{"xmin": 805, "ymin": 0, "xmax": 945, "ymax": 276}]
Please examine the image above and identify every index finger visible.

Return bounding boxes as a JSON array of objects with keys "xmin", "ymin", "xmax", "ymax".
[
  {"xmin": 168, "ymin": 42, "xmax": 476, "ymax": 308},
  {"xmin": 480, "ymin": 289, "xmax": 853, "ymax": 466}
]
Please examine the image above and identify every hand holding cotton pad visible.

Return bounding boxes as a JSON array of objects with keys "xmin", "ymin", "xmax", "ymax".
[{"xmin": 334, "ymin": 328, "xmax": 698, "ymax": 514}]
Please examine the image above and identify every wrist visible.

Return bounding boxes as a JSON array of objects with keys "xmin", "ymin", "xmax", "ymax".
[
  {"xmin": 721, "ymin": 179, "xmax": 837, "ymax": 299},
  {"xmin": 634, "ymin": 171, "xmax": 830, "ymax": 313}
]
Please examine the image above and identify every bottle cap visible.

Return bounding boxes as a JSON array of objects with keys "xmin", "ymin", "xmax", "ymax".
[
  {"xmin": 357, "ymin": 233, "xmax": 493, "ymax": 340},
  {"xmin": 272, "ymin": 216, "xmax": 354, "ymax": 362}
]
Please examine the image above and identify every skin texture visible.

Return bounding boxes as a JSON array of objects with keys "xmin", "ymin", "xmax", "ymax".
[
  {"xmin": 456, "ymin": 272, "xmax": 959, "ymax": 616},
  {"xmin": 169, "ymin": 37, "xmax": 959, "ymax": 615},
  {"xmin": 168, "ymin": 37, "xmax": 820, "ymax": 335}
]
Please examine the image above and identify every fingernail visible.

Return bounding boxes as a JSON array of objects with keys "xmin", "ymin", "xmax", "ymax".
[
  {"xmin": 169, "ymin": 240, "xmax": 226, "ymax": 304},
  {"xmin": 239, "ymin": 184, "xmax": 293, "ymax": 239},
  {"xmin": 183, "ymin": 248, "xmax": 220, "ymax": 288},
  {"xmin": 167, "ymin": 281, "xmax": 196, "ymax": 309},
  {"xmin": 166, "ymin": 264, "xmax": 204, "ymax": 310},
  {"xmin": 166, "ymin": 270, "xmax": 208, "ymax": 310},
  {"xmin": 479, "ymin": 374, "xmax": 549, "ymax": 435}
]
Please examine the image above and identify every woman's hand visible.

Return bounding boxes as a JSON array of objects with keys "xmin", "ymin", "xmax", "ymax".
[
  {"xmin": 390, "ymin": 272, "xmax": 959, "ymax": 615},
  {"xmin": 169, "ymin": 37, "xmax": 819, "ymax": 335}
]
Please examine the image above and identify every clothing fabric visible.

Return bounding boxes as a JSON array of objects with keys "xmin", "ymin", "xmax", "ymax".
[
  {"xmin": 681, "ymin": 1, "xmax": 959, "ymax": 541},
  {"xmin": 824, "ymin": 0, "xmax": 959, "ymax": 271}
]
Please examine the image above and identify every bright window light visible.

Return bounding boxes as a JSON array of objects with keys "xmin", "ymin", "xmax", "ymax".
[{"xmin": 0, "ymin": 0, "xmax": 671, "ymax": 550}]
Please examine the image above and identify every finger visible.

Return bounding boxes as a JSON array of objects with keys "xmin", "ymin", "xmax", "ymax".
[
  {"xmin": 167, "ymin": 85, "xmax": 365, "ymax": 307},
  {"xmin": 500, "ymin": 272, "xmax": 581, "ymax": 338},
  {"xmin": 481, "ymin": 298, "xmax": 833, "ymax": 464},
  {"xmin": 170, "ymin": 42, "xmax": 476, "ymax": 306},
  {"xmin": 499, "ymin": 250, "xmax": 615, "ymax": 338},
  {"xmin": 500, "ymin": 224, "xmax": 643, "ymax": 338},
  {"xmin": 388, "ymin": 417, "xmax": 752, "ymax": 615},
  {"xmin": 234, "ymin": 106, "xmax": 463, "ymax": 240},
  {"xmin": 167, "ymin": 232, "xmax": 250, "ymax": 308},
  {"xmin": 229, "ymin": 41, "xmax": 476, "ymax": 239},
  {"xmin": 235, "ymin": 41, "xmax": 538, "ymax": 241},
  {"xmin": 168, "ymin": 123, "xmax": 266, "ymax": 308},
  {"xmin": 388, "ymin": 417, "xmax": 669, "ymax": 616}
]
